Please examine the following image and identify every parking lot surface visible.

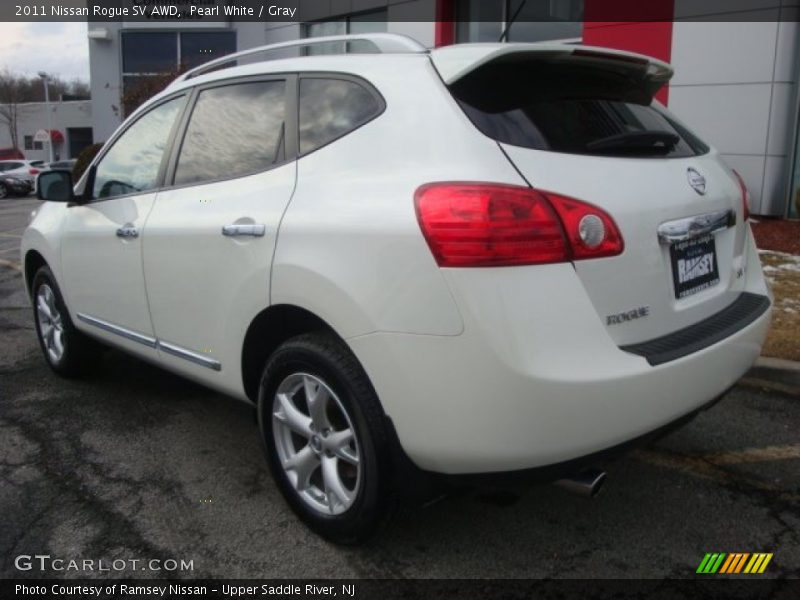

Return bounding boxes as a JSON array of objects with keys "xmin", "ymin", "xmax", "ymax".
[{"xmin": 1, "ymin": 196, "xmax": 799, "ymax": 579}]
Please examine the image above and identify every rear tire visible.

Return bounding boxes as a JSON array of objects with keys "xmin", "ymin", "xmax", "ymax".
[
  {"xmin": 31, "ymin": 266, "xmax": 100, "ymax": 377},
  {"xmin": 257, "ymin": 332, "xmax": 394, "ymax": 544},
  {"xmin": 0, "ymin": 183, "xmax": 8, "ymax": 199}
]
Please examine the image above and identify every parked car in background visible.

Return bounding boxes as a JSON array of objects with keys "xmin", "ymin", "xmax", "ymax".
[
  {"xmin": 23, "ymin": 34, "xmax": 772, "ymax": 544},
  {"xmin": 0, "ymin": 173, "xmax": 33, "ymax": 198},
  {"xmin": 44, "ymin": 159, "xmax": 77, "ymax": 172},
  {"xmin": 0, "ymin": 148, "xmax": 25, "ymax": 160},
  {"xmin": 0, "ymin": 160, "xmax": 45, "ymax": 184}
]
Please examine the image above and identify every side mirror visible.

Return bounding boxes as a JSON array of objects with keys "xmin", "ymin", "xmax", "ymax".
[{"xmin": 37, "ymin": 170, "xmax": 75, "ymax": 202}]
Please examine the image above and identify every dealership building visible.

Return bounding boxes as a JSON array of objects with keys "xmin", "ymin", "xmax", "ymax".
[{"xmin": 86, "ymin": 0, "xmax": 799, "ymax": 217}]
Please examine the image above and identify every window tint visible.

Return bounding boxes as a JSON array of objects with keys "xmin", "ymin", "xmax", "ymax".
[
  {"xmin": 299, "ymin": 78, "xmax": 381, "ymax": 155},
  {"xmin": 92, "ymin": 96, "xmax": 184, "ymax": 199},
  {"xmin": 174, "ymin": 81, "xmax": 286, "ymax": 186},
  {"xmin": 451, "ymin": 61, "xmax": 709, "ymax": 158}
]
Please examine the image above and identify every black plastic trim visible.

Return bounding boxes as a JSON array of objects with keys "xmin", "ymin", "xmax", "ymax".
[{"xmin": 620, "ymin": 292, "xmax": 770, "ymax": 366}]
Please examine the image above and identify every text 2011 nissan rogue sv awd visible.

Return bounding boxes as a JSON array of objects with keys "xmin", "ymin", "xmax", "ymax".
[{"xmin": 23, "ymin": 34, "xmax": 772, "ymax": 542}]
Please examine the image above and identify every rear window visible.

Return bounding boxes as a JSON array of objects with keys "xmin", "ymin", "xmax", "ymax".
[{"xmin": 450, "ymin": 61, "xmax": 709, "ymax": 158}]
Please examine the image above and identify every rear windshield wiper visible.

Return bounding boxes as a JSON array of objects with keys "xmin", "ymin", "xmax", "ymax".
[{"xmin": 585, "ymin": 130, "xmax": 680, "ymax": 154}]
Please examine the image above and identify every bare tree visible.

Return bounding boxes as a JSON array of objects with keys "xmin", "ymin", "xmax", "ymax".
[{"xmin": 0, "ymin": 70, "xmax": 23, "ymax": 150}]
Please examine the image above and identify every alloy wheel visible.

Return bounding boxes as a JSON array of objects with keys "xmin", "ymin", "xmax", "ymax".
[
  {"xmin": 36, "ymin": 283, "xmax": 65, "ymax": 363},
  {"xmin": 272, "ymin": 373, "xmax": 361, "ymax": 515}
]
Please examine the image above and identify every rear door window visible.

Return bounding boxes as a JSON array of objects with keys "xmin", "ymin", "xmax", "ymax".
[
  {"xmin": 451, "ymin": 61, "xmax": 709, "ymax": 158},
  {"xmin": 174, "ymin": 80, "xmax": 287, "ymax": 186},
  {"xmin": 298, "ymin": 78, "xmax": 383, "ymax": 155}
]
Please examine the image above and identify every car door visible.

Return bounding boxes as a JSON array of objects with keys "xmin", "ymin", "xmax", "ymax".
[
  {"xmin": 142, "ymin": 75, "xmax": 297, "ymax": 396},
  {"xmin": 60, "ymin": 94, "xmax": 187, "ymax": 356}
]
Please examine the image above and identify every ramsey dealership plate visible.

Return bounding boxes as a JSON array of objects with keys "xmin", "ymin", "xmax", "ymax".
[{"xmin": 670, "ymin": 234, "xmax": 720, "ymax": 299}]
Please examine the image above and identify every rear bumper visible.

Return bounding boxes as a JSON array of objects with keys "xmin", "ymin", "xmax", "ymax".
[
  {"xmin": 348, "ymin": 234, "xmax": 771, "ymax": 475},
  {"xmin": 2, "ymin": 180, "xmax": 32, "ymax": 195}
]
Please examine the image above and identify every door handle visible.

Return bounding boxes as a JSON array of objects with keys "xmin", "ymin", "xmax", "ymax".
[
  {"xmin": 221, "ymin": 223, "xmax": 266, "ymax": 237},
  {"xmin": 116, "ymin": 225, "xmax": 139, "ymax": 239},
  {"xmin": 656, "ymin": 209, "xmax": 735, "ymax": 245}
]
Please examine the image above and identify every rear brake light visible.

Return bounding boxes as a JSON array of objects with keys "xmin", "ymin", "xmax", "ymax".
[
  {"xmin": 731, "ymin": 169, "xmax": 750, "ymax": 221},
  {"xmin": 28, "ymin": 168, "xmax": 39, "ymax": 175},
  {"xmin": 414, "ymin": 183, "xmax": 624, "ymax": 267}
]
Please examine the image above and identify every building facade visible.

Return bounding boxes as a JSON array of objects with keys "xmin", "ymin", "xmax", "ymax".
[
  {"xmin": 87, "ymin": 0, "xmax": 800, "ymax": 217},
  {"xmin": 0, "ymin": 99, "xmax": 93, "ymax": 162}
]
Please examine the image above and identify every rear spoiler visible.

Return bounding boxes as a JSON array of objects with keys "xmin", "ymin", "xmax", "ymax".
[{"xmin": 430, "ymin": 42, "xmax": 673, "ymax": 88}]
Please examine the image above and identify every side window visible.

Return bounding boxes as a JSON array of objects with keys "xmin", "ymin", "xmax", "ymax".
[
  {"xmin": 174, "ymin": 80, "xmax": 286, "ymax": 186},
  {"xmin": 299, "ymin": 78, "xmax": 382, "ymax": 155},
  {"xmin": 92, "ymin": 95, "xmax": 184, "ymax": 199}
]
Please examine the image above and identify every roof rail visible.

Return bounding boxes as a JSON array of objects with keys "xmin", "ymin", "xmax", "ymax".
[{"xmin": 174, "ymin": 33, "xmax": 427, "ymax": 83}]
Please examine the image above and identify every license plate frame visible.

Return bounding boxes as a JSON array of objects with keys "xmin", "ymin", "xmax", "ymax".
[{"xmin": 669, "ymin": 234, "xmax": 720, "ymax": 299}]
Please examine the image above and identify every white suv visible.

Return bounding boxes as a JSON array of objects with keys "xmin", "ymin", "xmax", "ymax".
[{"xmin": 23, "ymin": 34, "xmax": 771, "ymax": 542}]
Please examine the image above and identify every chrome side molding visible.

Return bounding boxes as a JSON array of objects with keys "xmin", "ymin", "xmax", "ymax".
[
  {"xmin": 77, "ymin": 313, "xmax": 221, "ymax": 371},
  {"xmin": 77, "ymin": 313, "xmax": 157, "ymax": 348},
  {"xmin": 657, "ymin": 209, "xmax": 735, "ymax": 245},
  {"xmin": 157, "ymin": 340, "xmax": 222, "ymax": 371}
]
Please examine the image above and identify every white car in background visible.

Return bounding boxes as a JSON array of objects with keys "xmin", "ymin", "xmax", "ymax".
[
  {"xmin": 23, "ymin": 34, "xmax": 771, "ymax": 543},
  {"xmin": 0, "ymin": 159, "xmax": 45, "ymax": 184}
]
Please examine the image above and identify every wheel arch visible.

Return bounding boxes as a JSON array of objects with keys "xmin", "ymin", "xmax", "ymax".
[
  {"xmin": 24, "ymin": 249, "xmax": 48, "ymax": 298},
  {"xmin": 241, "ymin": 303, "xmax": 346, "ymax": 403}
]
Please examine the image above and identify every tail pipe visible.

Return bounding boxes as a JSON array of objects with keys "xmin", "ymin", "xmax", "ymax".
[{"xmin": 554, "ymin": 467, "xmax": 607, "ymax": 498}]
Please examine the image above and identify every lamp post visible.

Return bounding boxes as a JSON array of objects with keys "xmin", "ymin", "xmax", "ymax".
[{"xmin": 37, "ymin": 71, "xmax": 54, "ymax": 163}]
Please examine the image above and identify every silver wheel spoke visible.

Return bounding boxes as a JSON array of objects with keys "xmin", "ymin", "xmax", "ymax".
[
  {"xmin": 37, "ymin": 296, "xmax": 52, "ymax": 321},
  {"xmin": 284, "ymin": 445, "xmax": 319, "ymax": 491},
  {"xmin": 52, "ymin": 329, "xmax": 65, "ymax": 357},
  {"xmin": 273, "ymin": 392, "xmax": 313, "ymax": 438},
  {"xmin": 304, "ymin": 375, "xmax": 330, "ymax": 429},
  {"xmin": 322, "ymin": 455, "xmax": 352, "ymax": 512},
  {"xmin": 326, "ymin": 429, "xmax": 359, "ymax": 465}
]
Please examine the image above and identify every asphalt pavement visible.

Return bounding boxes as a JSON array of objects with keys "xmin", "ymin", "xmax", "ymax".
[{"xmin": 1, "ymin": 195, "xmax": 799, "ymax": 579}]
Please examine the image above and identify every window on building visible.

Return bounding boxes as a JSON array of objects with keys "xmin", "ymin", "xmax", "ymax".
[
  {"xmin": 456, "ymin": 0, "xmax": 583, "ymax": 43},
  {"xmin": 299, "ymin": 78, "xmax": 382, "ymax": 155},
  {"xmin": 304, "ymin": 10, "xmax": 388, "ymax": 55},
  {"xmin": 24, "ymin": 136, "xmax": 33, "ymax": 151},
  {"xmin": 92, "ymin": 95, "xmax": 185, "ymax": 199},
  {"xmin": 121, "ymin": 30, "xmax": 236, "ymax": 97},
  {"xmin": 180, "ymin": 31, "xmax": 238, "ymax": 69},
  {"xmin": 34, "ymin": 141, "xmax": 43, "ymax": 150},
  {"xmin": 174, "ymin": 81, "xmax": 286, "ymax": 186}
]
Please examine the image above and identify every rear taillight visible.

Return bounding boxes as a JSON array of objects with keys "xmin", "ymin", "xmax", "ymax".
[
  {"xmin": 414, "ymin": 183, "xmax": 623, "ymax": 267},
  {"xmin": 546, "ymin": 193, "xmax": 625, "ymax": 260},
  {"xmin": 731, "ymin": 169, "xmax": 750, "ymax": 222},
  {"xmin": 28, "ymin": 168, "xmax": 39, "ymax": 175}
]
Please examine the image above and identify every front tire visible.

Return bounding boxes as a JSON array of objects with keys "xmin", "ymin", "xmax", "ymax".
[
  {"xmin": 31, "ymin": 266, "xmax": 100, "ymax": 377},
  {"xmin": 257, "ymin": 332, "xmax": 394, "ymax": 544}
]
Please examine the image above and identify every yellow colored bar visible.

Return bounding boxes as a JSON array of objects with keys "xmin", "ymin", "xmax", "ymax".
[
  {"xmin": 744, "ymin": 554, "xmax": 763, "ymax": 574},
  {"xmin": 719, "ymin": 554, "xmax": 736, "ymax": 574},
  {"xmin": 758, "ymin": 554, "xmax": 773, "ymax": 573}
]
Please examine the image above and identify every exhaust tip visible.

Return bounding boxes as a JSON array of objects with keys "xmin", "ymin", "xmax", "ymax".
[{"xmin": 554, "ymin": 467, "xmax": 607, "ymax": 498}]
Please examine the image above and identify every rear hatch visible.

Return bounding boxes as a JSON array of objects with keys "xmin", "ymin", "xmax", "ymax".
[{"xmin": 431, "ymin": 44, "xmax": 749, "ymax": 346}]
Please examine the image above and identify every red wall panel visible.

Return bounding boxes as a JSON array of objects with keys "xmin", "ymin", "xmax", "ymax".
[{"xmin": 582, "ymin": 1, "xmax": 674, "ymax": 104}]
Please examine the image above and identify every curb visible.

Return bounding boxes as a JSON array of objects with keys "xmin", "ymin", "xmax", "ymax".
[{"xmin": 741, "ymin": 357, "xmax": 800, "ymax": 398}]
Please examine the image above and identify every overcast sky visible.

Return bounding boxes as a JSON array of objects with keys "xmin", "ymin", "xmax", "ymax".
[{"xmin": 0, "ymin": 22, "xmax": 90, "ymax": 82}]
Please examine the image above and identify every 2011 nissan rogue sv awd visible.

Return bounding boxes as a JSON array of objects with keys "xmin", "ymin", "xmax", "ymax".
[{"xmin": 23, "ymin": 34, "xmax": 772, "ymax": 543}]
